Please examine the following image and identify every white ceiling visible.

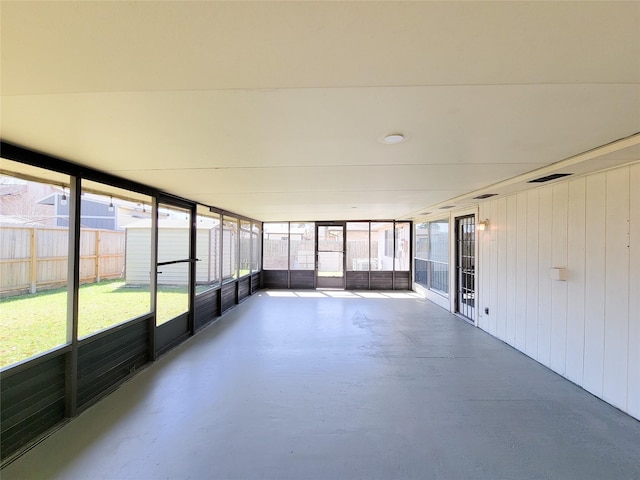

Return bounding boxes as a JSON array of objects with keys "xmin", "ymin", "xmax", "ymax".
[{"xmin": 1, "ymin": 1, "xmax": 639, "ymax": 221}]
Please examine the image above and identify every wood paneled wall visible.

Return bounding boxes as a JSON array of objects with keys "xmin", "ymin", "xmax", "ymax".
[{"xmin": 477, "ymin": 163, "xmax": 639, "ymax": 420}]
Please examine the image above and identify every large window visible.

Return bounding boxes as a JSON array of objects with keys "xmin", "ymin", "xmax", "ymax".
[
  {"xmin": 156, "ymin": 203, "xmax": 191, "ymax": 325},
  {"xmin": 415, "ymin": 222, "xmax": 429, "ymax": 287},
  {"xmin": 290, "ymin": 222, "xmax": 315, "ymax": 270},
  {"xmin": 0, "ymin": 162, "xmax": 70, "ymax": 368},
  {"xmin": 239, "ymin": 220, "xmax": 251, "ymax": 278},
  {"xmin": 414, "ymin": 219, "xmax": 449, "ymax": 295},
  {"xmin": 370, "ymin": 222, "xmax": 394, "ymax": 271},
  {"xmin": 346, "ymin": 222, "xmax": 370, "ymax": 271},
  {"xmin": 1, "ymin": 154, "xmax": 261, "ymax": 371},
  {"xmin": 222, "ymin": 216, "xmax": 239, "ymax": 282},
  {"xmin": 78, "ymin": 181, "xmax": 153, "ymax": 338},
  {"xmin": 251, "ymin": 222, "xmax": 261, "ymax": 273},
  {"xmin": 196, "ymin": 208, "xmax": 221, "ymax": 294},
  {"xmin": 394, "ymin": 222, "xmax": 410, "ymax": 271},
  {"xmin": 263, "ymin": 222, "xmax": 289, "ymax": 269},
  {"xmin": 263, "ymin": 220, "xmax": 409, "ymax": 277}
]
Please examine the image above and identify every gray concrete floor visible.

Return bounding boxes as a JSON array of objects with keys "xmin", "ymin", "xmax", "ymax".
[{"xmin": 3, "ymin": 290, "xmax": 639, "ymax": 480}]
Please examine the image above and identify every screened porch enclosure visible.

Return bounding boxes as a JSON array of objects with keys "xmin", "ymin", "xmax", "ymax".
[{"xmin": 261, "ymin": 221, "xmax": 411, "ymax": 290}]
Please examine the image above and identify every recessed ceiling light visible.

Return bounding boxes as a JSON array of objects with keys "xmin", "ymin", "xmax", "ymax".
[{"xmin": 382, "ymin": 133, "xmax": 406, "ymax": 144}]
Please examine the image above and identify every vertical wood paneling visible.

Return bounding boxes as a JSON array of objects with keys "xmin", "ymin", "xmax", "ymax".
[
  {"xmin": 475, "ymin": 163, "xmax": 638, "ymax": 420},
  {"xmin": 583, "ymin": 173, "xmax": 606, "ymax": 397},
  {"xmin": 478, "ymin": 203, "xmax": 490, "ymax": 331},
  {"xmin": 537, "ymin": 186, "xmax": 553, "ymax": 366},
  {"xmin": 496, "ymin": 197, "xmax": 508, "ymax": 341},
  {"xmin": 505, "ymin": 195, "xmax": 518, "ymax": 345},
  {"xmin": 565, "ymin": 177, "xmax": 586, "ymax": 385},
  {"xmin": 477, "ymin": 204, "xmax": 488, "ymax": 330},
  {"xmin": 550, "ymin": 183, "xmax": 569, "ymax": 374},
  {"xmin": 515, "ymin": 192, "xmax": 528, "ymax": 351},
  {"xmin": 525, "ymin": 190, "xmax": 539, "ymax": 358},
  {"xmin": 627, "ymin": 163, "xmax": 640, "ymax": 418},
  {"xmin": 602, "ymin": 167, "xmax": 630, "ymax": 409}
]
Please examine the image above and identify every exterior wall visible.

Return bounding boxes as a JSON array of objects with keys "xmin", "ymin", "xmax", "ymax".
[
  {"xmin": 127, "ymin": 227, "xmax": 217, "ymax": 285},
  {"xmin": 156, "ymin": 227, "xmax": 190, "ymax": 285},
  {"xmin": 476, "ymin": 162, "xmax": 639, "ymax": 420},
  {"xmin": 221, "ymin": 228, "xmax": 234, "ymax": 280},
  {"xmin": 195, "ymin": 228, "xmax": 215, "ymax": 283},
  {"xmin": 124, "ymin": 228, "xmax": 152, "ymax": 285}
]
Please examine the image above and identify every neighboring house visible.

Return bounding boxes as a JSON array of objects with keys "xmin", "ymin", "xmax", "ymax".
[
  {"xmin": 0, "ymin": 180, "xmax": 58, "ymax": 227},
  {"xmin": 0, "ymin": 177, "xmax": 153, "ymax": 230},
  {"xmin": 38, "ymin": 191, "xmax": 152, "ymax": 230}
]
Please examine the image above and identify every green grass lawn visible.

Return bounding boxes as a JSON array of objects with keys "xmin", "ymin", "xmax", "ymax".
[{"xmin": 0, "ymin": 280, "xmax": 190, "ymax": 368}]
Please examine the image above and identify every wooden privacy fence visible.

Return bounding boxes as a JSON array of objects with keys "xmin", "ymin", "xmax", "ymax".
[{"xmin": 0, "ymin": 226, "xmax": 125, "ymax": 295}]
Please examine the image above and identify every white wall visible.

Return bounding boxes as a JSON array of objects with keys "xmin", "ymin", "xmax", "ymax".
[
  {"xmin": 476, "ymin": 162, "xmax": 639, "ymax": 420},
  {"xmin": 414, "ymin": 283, "xmax": 450, "ymax": 311},
  {"xmin": 126, "ymin": 227, "xmax": 194, "ymax": 285},
  {"xmin": 124, "ymin": 228, "xmax": 152, "ymax": 285}
]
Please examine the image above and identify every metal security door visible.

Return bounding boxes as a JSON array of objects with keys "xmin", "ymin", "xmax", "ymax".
[
  {"xmin": 155, "ymin": 196, "xmax": 196, "ymax": 354},
  {"xmin": 455, "ymin": 215, "xmax": 476, "ymax": 322},
  {"xmin": 316, "ymin": 222, "xmax": 345, "ymax": 289}
]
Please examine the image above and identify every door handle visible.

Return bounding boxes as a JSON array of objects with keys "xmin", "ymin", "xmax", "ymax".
[{"xmin": 157, "ymin": 258, "xmax": 200, "ymax": 266}]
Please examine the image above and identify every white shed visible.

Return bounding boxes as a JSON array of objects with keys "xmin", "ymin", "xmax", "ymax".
[{"xmin": 124, "ymin": 219, "xmax": 221, "ymax": 286}]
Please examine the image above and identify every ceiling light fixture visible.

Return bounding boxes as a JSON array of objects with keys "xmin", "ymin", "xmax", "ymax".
[{"xmin": 382, "ymin": 133, "xmax": 406, "ymax": 144}]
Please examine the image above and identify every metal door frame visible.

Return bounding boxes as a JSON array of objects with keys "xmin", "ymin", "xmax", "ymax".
[
  {"xmin": 454, "ymin": 214, "xmax": 476, "ymax": 323},
  {"xmin": 154, "ymin": 194, "xmax": 197, "ymax": 355},
  {"xmin": 315, "ymin": 221, "xmax": 346, "ymax": 289}
]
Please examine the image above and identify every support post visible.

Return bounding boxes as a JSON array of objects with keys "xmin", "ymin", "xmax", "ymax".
[{"xmin": 65, "ymin": 177, "xmax": 81, "ymax": 417}]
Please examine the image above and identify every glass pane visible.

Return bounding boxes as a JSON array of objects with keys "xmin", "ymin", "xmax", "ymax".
[
  {"xmin": 239, "ymin": 220, "xmax": 251, "ymax": 278},
  {"xmin": 156, "ymin": 204, "xmax": 190, "ymax": 325},
  {"xmin": 0, "ymin": 163, "xmax": 69, "ymax": 368},
  {"xmin": 370, "ymin": 222, "xmax": 393, "ymax": 271},
  {"xmin": 222, "ymin": 216, "xmax": 238, "ymax": 282},
  {"xmin": 346, "ymin": 222, "xmax": 369, "ymax": 271},
  {"xmin": 429, "ymin": 219, "xmax": 449, "ymax": 294},
  {"xmin": 414, "ymin": 222, "xmax": 429, "ymax": 260},
  {"xmin": 78, "ymin": 182, "xmax": 152, "ymax": 338},
  {"xmin": 394, "ymin": 222, "xmax": 410, "ymax": 271},
  {"xmin": 250, "ymin": 223, "xmax": 261, "ymax": 273},
  {"xmin": 263, "ymin": 222, "xmax": 288, "ymax": 270},
  {"xmin": 317, "ymin": 225, "xmax": 343, "ymax": 252},
  {"xmin": 456, "ymin": 216, "xmax": 475, "ymax": 319},
  {"xmin": 415, "ymin": 258, "xmax": 428, "ymax": 287},
  {"xmin": 290, "ymin": 222, "xmax": 315, "ymax": 270},
  {"xmin": 317, "ymin": 251, "xmax": 343, "ymax": 278},
  {"xmin": 429, "ymin": 220, "xmax": 449, "ymax": 263},
  {"xmin": 196, "ymin": 209, "xmax": 220, "ymax": 295},
  {"xmin": 430, "ymin": 260, "xmax": 449, "ymax": 293}
]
